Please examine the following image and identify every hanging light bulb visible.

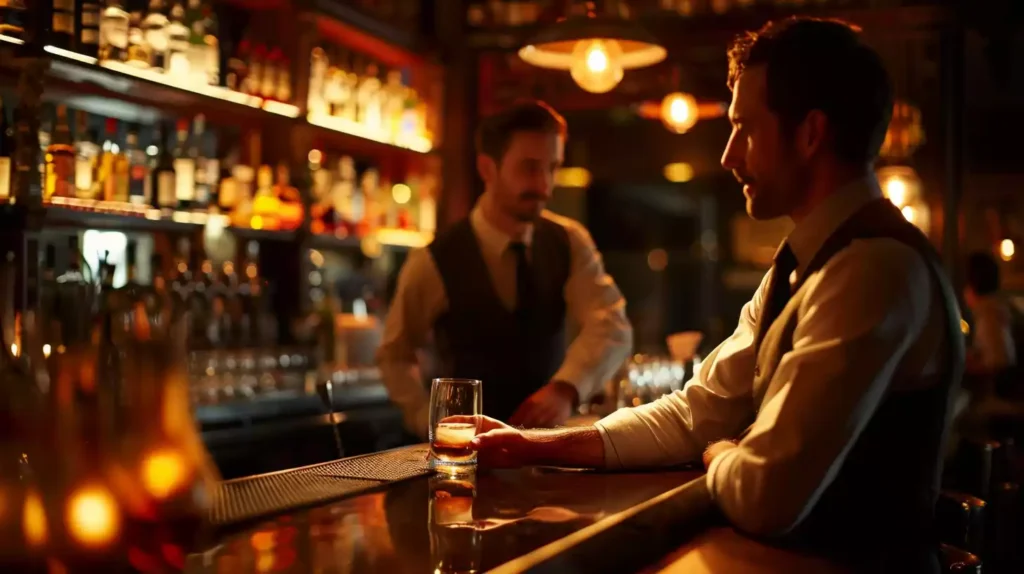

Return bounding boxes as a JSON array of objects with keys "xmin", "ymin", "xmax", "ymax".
[
  {"xmin": 518, "ymin": 2, "xmax": 665, "ymax": 94},
  {"xmin": 570, "ymin": 39, "xmax": 625, "ymax": 93},
  {"xmin": 660, "ymin": 92, "xmax": 698, "ymax": 133}
]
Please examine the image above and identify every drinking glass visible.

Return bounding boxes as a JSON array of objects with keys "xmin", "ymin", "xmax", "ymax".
[{"xmin": 429, "ymin": 378, "xmax": 482, "ymax": 471}]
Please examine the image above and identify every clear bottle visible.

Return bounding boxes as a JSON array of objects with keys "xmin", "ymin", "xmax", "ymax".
[
  {"xmin": 189, "ymin": 114, "xmax": 210, "ymax": 208},
  {"xmin": 73, "ymin": 110, "xmax": 99, "ymax": 199},
  {"xmin": 0, "ymin": 96, "xmax": 13, "ymax": 201},
  {"xmin": 172, "ymin": 117, "xmax": 194, "ymax": 209},
  {"xmin": 184, "ymin": 0, "xmax": 206, "ymax": 86},
  {"xmin": 141, "ymin": 0, "xmax": 168, "ymax": 71},
  {"xmin": 98, "ymin": 0, "xmax": 130, "ymax": 63},
  {"xmin": 202, "ymin": 3, "xmax": 219, "ymax": 86},
  {"xmin": 164, "ymin": 0, "xmax": 189, "ymax": 79},
  {"xmin": 126, "ymin": 1, "xmax": 150, "ymax": 68},
  {"xmin": 308, "ymin": 47, "xmax": 329, "ymax": 117}
]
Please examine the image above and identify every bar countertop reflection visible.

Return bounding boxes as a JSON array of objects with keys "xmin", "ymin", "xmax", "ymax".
[{"xmin": 185, "ymin": 455, "xmax": 702, "ymax": 573}]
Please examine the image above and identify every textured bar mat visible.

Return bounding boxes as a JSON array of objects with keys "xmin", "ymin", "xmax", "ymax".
[
  {"xmin": 310, "ymin": 444, "xmax": 431, "ymax": 481},
  {"xmin": 209, "ymin": 472, "xmax": 382, "ymax": 526}
]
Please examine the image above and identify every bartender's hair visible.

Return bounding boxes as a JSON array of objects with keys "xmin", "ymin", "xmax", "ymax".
[
  {"xmin": 727, "ymin": 17, "xmax": 893, "ymax": 167},
  {"xmin": 966, "ymin": 252, "xmax": 1001, "ymax": 296},
  {"xmin": 476, "ymin": 100, "xmax": 568, "ymax": 162}
]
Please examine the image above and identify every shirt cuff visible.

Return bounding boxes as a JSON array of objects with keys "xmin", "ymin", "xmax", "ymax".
[
  {"xmin": 593, "ymin": 408, "xmax": 652, "ymax": 469},
  {"xmin": 705, "ymin": 444, "xmax": 741, "ymax": 502},
  {"xmin": 551, "ymin": 363, "xmax": 593, "ymax": 402}
]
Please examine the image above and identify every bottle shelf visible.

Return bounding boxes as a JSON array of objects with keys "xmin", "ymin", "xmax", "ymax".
[
  {"xmin": 0, "ymin": 40, "xmax": 435, "ymax": 157},
  {"xmin": 41, "ymin": 197, "xmax": 297, "ymax": 240},
  {"xmin": 309, "ymin": 228, "xmax": 432, "ymax": 252}
]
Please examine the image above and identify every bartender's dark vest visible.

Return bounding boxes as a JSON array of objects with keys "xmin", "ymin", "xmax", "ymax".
[
  {"xmin": 428, "ymin": 217, "xmax": 571, "ymax": 422},
  {"xmin": 753, "ymin": 198, "xmax": 964, "ymax": 571}
]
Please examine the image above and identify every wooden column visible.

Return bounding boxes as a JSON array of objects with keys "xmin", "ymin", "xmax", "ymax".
[{"xmin": 435, "ymin": 0, "xmax": 478, "ymax": 231}]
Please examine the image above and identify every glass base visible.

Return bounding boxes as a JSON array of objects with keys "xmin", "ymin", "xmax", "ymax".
[{"xmin": 430, "ymin": 457, "xmax": 477, "ymax": 477}]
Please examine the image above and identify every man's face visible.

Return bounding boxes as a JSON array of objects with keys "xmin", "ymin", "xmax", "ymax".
[
  {"xmin": 720, "ymin": 65, "xmax": 806, "ymax": 220},
  {"xmin": 479, "ymin": 131, "xmax": 564, "ymax": 222}
]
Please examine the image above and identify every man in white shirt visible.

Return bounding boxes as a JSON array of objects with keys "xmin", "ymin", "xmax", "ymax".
[
  {"xmin": 455, "ymin": 18, "xmax": 963, "ymax": 570},
  {"xmin": 378, "ymin": 100, "xmax": 632, "ymax": 437}
]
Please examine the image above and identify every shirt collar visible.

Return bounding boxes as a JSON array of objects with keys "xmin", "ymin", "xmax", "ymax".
[
  {"xmin": 785, "ymin": 175, "xmax": 883, "ymax": 277},
  {"xmin": 470, "ymin": 195, "xmax": 534, "ymax": 259}
]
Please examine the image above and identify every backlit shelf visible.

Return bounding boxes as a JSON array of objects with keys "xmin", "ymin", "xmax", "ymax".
[{"xmin": 307, "ymin": 114, "xmax": 434, "ymax": 154}]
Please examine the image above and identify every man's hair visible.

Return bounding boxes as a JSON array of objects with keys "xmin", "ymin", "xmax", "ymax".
[
  {"xmin": 727, "ymin": 17, "xmax": 893, "ymax": 166},
  {"xmin": 966, "ymin": 252, "xmax": 1001, "ymax": 296},
  {"xmin": 476, "ymin": 100, "xmax": 567, "ymax": 162}
]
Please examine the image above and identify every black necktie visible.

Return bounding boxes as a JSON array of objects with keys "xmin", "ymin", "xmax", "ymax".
[
  {"xmin": 509, "ymin": 242, "xmax": 534, "ymax": 321},
  {"xmin": 756, "ymin": 242, "xmax": 799, "ymax": 348}
]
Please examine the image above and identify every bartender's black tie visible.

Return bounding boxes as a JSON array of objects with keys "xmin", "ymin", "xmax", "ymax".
[
  {"xmin": 509, "ymin": 242, "xmax": 534, "ymax": 321},
  {"xmin": 755, "ymin": 242, "xmax": 799, "ymax": 349}
]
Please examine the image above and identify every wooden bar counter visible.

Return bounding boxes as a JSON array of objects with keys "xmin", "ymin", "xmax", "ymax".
[{"xmin": 183, "ymin": 446, "xmax": 849, "ymax": 573}]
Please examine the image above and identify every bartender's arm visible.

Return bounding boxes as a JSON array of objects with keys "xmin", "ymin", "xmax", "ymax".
[
  {"xmin": 509, "ymin": 220, "xmax": 634, "ymax": 427},
  {"xmin": 377, "ymin": 248, "xmax": 445, "ymax": 439}
]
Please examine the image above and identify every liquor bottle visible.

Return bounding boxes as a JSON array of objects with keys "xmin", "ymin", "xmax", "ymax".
[
  {"xmin": 172, "ymin": 118, "xmax": 194, "ymax": 209},
  {"xmin": 244, "ymin": 44, "xmax": 265, "ymax": 97},
  {"xmin": 308, "ymin": 47, "xmax": 329, "ymax": 117},
  {"xmin": 0, "ymin": 96, "xmax": 11, "ymax": 201},
  {"xmin": 332, "ymin": 155, "xmax": 356, "ymax": 229},
  {"xmin": 125, "ymin": 0, "xmax": 149, "ymax": 67},
  {"xmin": 165, "ymin": 0, "xmax": 189, "ymax": 79},
  {"xmin": 44, "ymin": 105, "xmax": 76, "ymax": 200},
  {"xmin": 170, "ymin": 237, "xmax": 192, "ymax": 311},
  {"xmin": 261, "ymin": 48, "xmax": 279, "ymax": 100},
  {"xmin": 201, "ymin": 3, "xmax": 218, "ymax": 86},
  {"xmin": 141, "ymin": 0, "xmax": 168, "ymax": 71},
  {"xmin": 184, "ymin": 0, "xmax": 205, "ymax": 86},
  {"xmin": 238, "ymin": 240, "xmax": 264, "ymax": 345},
  {"xmin": 186, "ymin": 246, "xmax": 210, "ymax": 349},
  {"xmin": 275, "ymin": 53, "xmax": 291, "ymax": 103},
  {"xmin": 97, "ymin": 117, "xmax": 120, "ymax": 201},
  {"xmin": 151, "ymin": 122, "xmax": 176, "ymax": 210},
  {"xmin": 384, "ymin": 69, "xmax": 404, "ymax": 141},
  {"xmin": 190, "ymin": 114, "xmax": 210, "ymax": 208},
  {"xmin": 52, "ymin": 0, "xmax": 77, "ymax": 49},
  {"xmin": 99, "ymin": 0, "xmax": 130, "ymax": 63},
  {"xmin": 78, "ymin": 0, "xmax": 101, "ymax": 57},
  {"xmin": 340, "ymin": 54, "xmax": 359, "ymax": 122},
  {"xmin": 125, "ymin": 127, "xmax": 148, "ymax": 204},
  {"xmin": 225, "ymin": 39, "xmax": 249, "ymax": 91},
  {"xmin": 73, "ymin": 110, "xmax": 99, "ymax": 199},
  {"xmin": 323, "ymin": 50, "xmax": 343, "ymax": 117},
  {"xmin": 37, "ymin": 111, "xmax": 51, "ymax": 185}
]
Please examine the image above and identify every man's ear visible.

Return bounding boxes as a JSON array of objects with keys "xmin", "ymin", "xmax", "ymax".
[
  {"xmin": 796, "ymin": 109, "xmax": 829, "ymax": 160},
  {"xmin": 476, "ymin": 153, "xmax": 497, "ymax": 184}
]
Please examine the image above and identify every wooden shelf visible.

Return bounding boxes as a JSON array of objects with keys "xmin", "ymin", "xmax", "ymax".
[
  {"xmin": 302, "ymin": 0, "xmax": 433, "ymax": 69},
  {"xmin": 309, "ymin": 228, "xmax": 431, "ymax": 251}
]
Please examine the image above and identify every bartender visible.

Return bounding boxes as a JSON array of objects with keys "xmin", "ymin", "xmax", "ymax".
[{"xmin": 377, "ymin": 100, "xmax": 633, "ymax": 437}]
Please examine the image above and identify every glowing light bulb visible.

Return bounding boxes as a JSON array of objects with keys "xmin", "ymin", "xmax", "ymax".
[
  {"xmin": 661, "ymin": 92, "xmax": 699, "ymax": 134},
  {"xmin": 570, "ymin": 40, "xmax": 624, "ymax": 94},
  {"xmin": 67, "ymin": 485, "xmax": 120, "ymax": 547},
  {"xmin": 885, "ymin": 177, "xmax": 908, "ymax": 207},
  {"xmin": 1000, "ymin": 239, "xmax": 1015, "ymax": 262},
  {"xmin": 142, "ymin": 448, "xmax": 190, "ymax": 499}
]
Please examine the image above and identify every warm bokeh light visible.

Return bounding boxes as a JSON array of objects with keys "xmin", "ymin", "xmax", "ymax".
[
  {"xmin": 886, "ymin": 178, "xmax": 908, "ymax": 207},
  {"xmin": 67, "ymin": 485, "xmax": 120, "ymax": 547},
  {"xmin": 23, "ymin": 489, "xmax": 48, "ymax": 548},
  {"xmin": 569, "ymin": 40, "xmax": 624, "ymax": 94},
  {"xmin": 647, "ymin": 249, "xmax": 669, "ymax": 272},
  {"xmin": 901, "ymin": 205, "xmax": 917, "ymax": 224},
  {"xmin": 960, "ymin": 318, "xmax": 970, "ymax": 336},
  {"xmin": 663, "ymin": 162, "xmax": 694, "ymax": 183},
  {"xmin": 554, "ymin": 167, "xmax": 592, "ymax": 189},
  {"xmin": 877, "ymin": 165, "xmax": 920, "ymax": 209},
  {"xmin": 250, "ymin": 215, "xmax": 264, "ymax": 230},
  {"xmin": 10, "ymin": 344, "xmax": 18, "ymax": 357},
  {"xmin": 307, "ymin": 149, "xmax": 323, "ymax": 166},
  {"xmin": 43, "ymin": 344, "xmax": 52, "ymax": 358},
  {"xmin": 1000, "ymin": 239, "xmax": 1015, "ymax": 262},
  {"xmin": 660, "ymin": 92, "xmax": 699, "ymax": 134},
  {"xmin": 309, "ymin": 250, "xmax": 325, "ymax": 268},
  {"xmin": 391, "ymin": 183, "xmax": 412, "ymax": 205},
  {"xmin": 142, "ymin": 448, "xmax": 189, "ymax": 500}
]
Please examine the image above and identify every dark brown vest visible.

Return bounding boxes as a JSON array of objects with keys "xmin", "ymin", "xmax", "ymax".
[{"xmin": 752, "ymin": 199, "xmax": 965, "ymax": 571}]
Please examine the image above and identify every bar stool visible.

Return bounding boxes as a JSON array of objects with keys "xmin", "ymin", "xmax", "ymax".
[
  {"xmin": 935, "ymin": 490, "xmax": 986, "ymax": 556},
  {"xmin": 939, "ymin": 544, "xmax": 982, "ymax": 574}
]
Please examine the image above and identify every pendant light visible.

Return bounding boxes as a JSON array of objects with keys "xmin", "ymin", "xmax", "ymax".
[{"xmin": 518, "ymin": 1, "xmax": 667, "ymax": 94}]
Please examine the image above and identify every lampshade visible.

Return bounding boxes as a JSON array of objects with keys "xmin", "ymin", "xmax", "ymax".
[{"xmin": 518, "ymin": 13, "xmax": 666, "ymax": 71}]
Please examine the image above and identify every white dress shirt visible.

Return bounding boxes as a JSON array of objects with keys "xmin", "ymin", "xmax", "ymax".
[
  {"xmin": 969, "ymin": 294, "xmax": 1016, "ymax": 372},
  {"xmin": 595, "ymin": 177, "xmax": 949, "ymax": 535},
  {"xmin": 379, "ymin": 194, "xmax": 633, "ymax": 437}
]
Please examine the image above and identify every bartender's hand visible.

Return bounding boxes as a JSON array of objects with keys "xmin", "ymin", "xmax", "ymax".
[
  {"xmin": 702, "ymin": 440, "xmax": 738, "ymax": 470},
  {"xmin": 508, "ymin": 381, "xmax": 578, "ymax": 428}
]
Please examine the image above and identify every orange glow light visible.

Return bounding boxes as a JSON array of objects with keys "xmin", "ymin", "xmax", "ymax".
[
  {"xmin": 66, "ymin": 485, "xmax": 120, "ymax": 547},
  {"xmin": 23, "ymin": 489, "xmax": 48, "ymax": 548},
  {"xmin": 141, "ymin": 449, "xmax": 189, "ymax": 500},
  {"xmin": 250, "ymin": 215, "xmax": 264, "ymax": 230}
]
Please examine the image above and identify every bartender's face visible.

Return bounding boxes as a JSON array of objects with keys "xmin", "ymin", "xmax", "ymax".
[
  {"xmin": 481, "ymin": 130, "xmax": 564, "ymax": 222},
  {"xmin": 721, "ymin": 65, "xmax": 806, "ymax": 221}
]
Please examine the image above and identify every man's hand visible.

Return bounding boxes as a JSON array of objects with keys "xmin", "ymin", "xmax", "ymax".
[
  {"xmin": 703, "ymin": 440, "xmax": 738, "ymax": 470},
  {"xmin": 441, "ymin": 415, "xmax": 537, "ymax": 468},
  {"xmin": 508, "ymin": 381, "xmax": 578, "ymax": 428}
]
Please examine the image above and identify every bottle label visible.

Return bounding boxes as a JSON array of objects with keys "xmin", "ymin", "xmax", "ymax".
[
  {"xmin": 157, "ymin": 170, "xmax": 176, "ymax": 207},
  {"xmin": 82, "ymin": 5, "xmax": 100, "ymax": 27},
  {"xmin": 101, "ymin": 16, "xmax": 129, "ymax": 49},
  {"xmin": 144, "ymin": 27, "xmax": 168, "ymax": 52},
  {"xmin": 174, "ymin": 158, "xmax": 195, "ymax": 201},
  {"xmin": 0, "ymin": 157, "xmax": 10, "ymax": 199},
  {"xmin": 81, "ymin": 28, "xmax": 99, "ymax": 46},
  {"xmin": 129, "ymin": 164, "xmax": 147, "ymax": 201}
]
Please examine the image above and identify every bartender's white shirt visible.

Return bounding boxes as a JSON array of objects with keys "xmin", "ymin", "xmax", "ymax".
[
  {"xmin": 595, "ymin": 177, "xmax": 951, "ymax": 535},
  {"xmin": 378, "ymin": 193, "xmax": 633, "ymax": 437}
]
